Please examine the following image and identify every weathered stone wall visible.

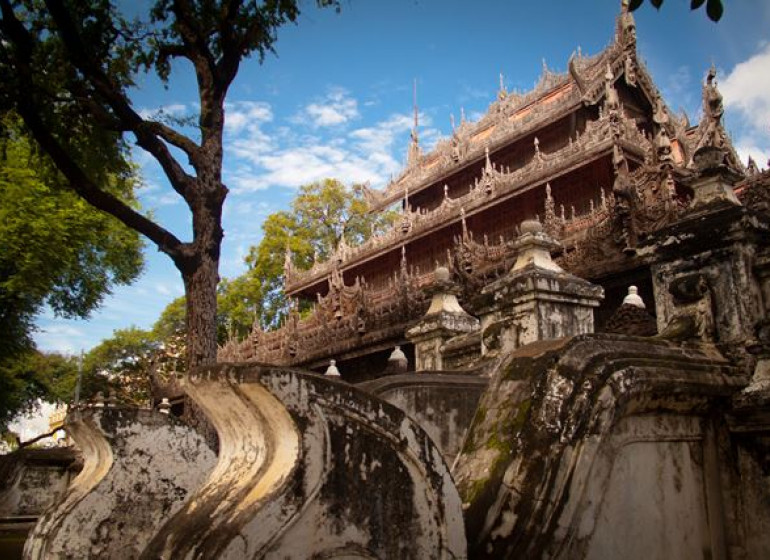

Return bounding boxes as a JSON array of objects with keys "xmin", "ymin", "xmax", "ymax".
[
  {"xmin": 24, "ymin": 366, "xmax": 467, "ymax": 560},
  {"xmin": 24, "ymin": 408, "xmax": 217, "ymax": 560},
  {"xmin": 360, "ymin": 373, "xmax": 488, "ymax": 465},
  {"xmin": 453, "ymin": 333, "xmax": 758, "ymax": 559},
  {"xmin": 0, "ymin": 448, "xmax": 80, "ymax": 560},
  {"xmin": 0, "ymin": 448, "xmax": 79, "ymax": 519},
  {"xmin": 645, "ymin": 205, "xmax": 767, "ymax": 348}
]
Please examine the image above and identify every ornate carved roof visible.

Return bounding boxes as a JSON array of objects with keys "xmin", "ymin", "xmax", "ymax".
[
  {"xmin": 284, "ymin": 4, "xmax": 681, "ymax": 296},
  {"xmin": 286, "ymin": 106, "xmax": 649, "ymax": 295},
  {"xmin": 361, "ymin": 3, "xmax": 658, "ymax": 214}
]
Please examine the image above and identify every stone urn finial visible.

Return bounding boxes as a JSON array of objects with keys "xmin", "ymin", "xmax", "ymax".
[
  {"xmin": 388, "ymin": 346, "xmax": 408, "ymax": 373},
  {"xmin": 325, "ymin": 359, "xmax": 341, "ymax": 377},
  {"xmin": 158, "ymin": 398, "xmax": 171, "ymax": 415},
  {"xmin": 622, "ymin": 285, "xmax": 645, "ymax": 308},
  {"xmin": 511, "ymin": 218, "xmax": 563, "ymax": 273}
]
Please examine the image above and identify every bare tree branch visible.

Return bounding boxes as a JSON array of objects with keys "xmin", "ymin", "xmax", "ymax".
[{"xmin": 43, "ymin": 0, "xmax": 200, "ymax": 200}]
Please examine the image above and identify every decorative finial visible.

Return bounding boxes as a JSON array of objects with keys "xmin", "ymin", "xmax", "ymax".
[
  {"xmin": 387, "ymin": 346, "xmax": 408, "ymax": 373},
  {"xmin": 325, "ymin": 359, "xmax": 341, "ymax": 377},
  {"xmin": 618, "ymin": 0, "xmax": 636, "ymax": 48},
  {"xmin": 707, "ymin": 63, "xmax": 717, "ymax": 85},
  {"xmin": 407, "ymin": 79, "xmax": 421, "ymax": 166},
  {"xmin": 498, "ymin": 72, "xmax": 507, "ymax": 100},
  {"xmin": 157, "ymin": 397, "xmax": 171, "ymax": 415},
  {"xmin": 622, "ymin": 285, "xmax": 645, "ymax": 308}
]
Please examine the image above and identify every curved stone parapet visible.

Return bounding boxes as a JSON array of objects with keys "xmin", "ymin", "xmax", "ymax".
[
  {"xmin": 24, "ymin": 407, "xmax": 216, "ymax": 559},
  {"xmin": 359, "ymin": 373, "xmax": 489, "ymax": 465},
  {"xmin": 25, "ymin": 366, "xmax": 466, "ymax": 559},
  {"xmin": 145, "ymin": 364, "xmax": 466, "ymax": 559},
  {"xmin": 454, "ymin": 333, "xmax": 748, "ymax": 559}
]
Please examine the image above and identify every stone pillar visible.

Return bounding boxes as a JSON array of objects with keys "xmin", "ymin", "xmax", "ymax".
[
  {"xmin": 689, "ymin": 146, "xmax": 742, "ymax": 209},
  {"xmin": 478, "ymin": 219, "xmax": 604, "ymax": 356},
  {"xmin": 642, "ymin": 147, "xmax": 764, "ymax": 347},
  {"xmin": 406, "ymin": 266, "xmax": 479, "ymax": 371}
]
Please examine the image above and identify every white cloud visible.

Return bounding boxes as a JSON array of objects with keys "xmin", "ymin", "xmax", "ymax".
[
  {"xmin": 722, "ymin": 44, "xmax": 770, "ymax": 126},
  {"xmin": 148, "ymin": 192, "xmax": 182, "ymax": 207},
  {"xmin": 224, "ymin": 101, "xmax": 273, "ymax": 134},
  {"xmin": 298, "ymin": 88, "xmax": 360, "ymax": 128},
  {"xmin": 721, "ymin": 44, "xmax": 770, "ymax": 167},
  {"xmin": 138, "ymin": 102, "xmax": 189, "ymax": 121},
  {"xmin": 34, "ymin": 325, "xmax": 88, "ymax": 355},
  {"xmin": 225, "ymin": 106, "xmax": 444, "ymax": 194},
  {"xmin": 350, "ymin": 113, "xmax": 413, "ymax": 152},
  {"xmin": 733, "ymin": 141, "xmax": 767, "ymax": 170}
]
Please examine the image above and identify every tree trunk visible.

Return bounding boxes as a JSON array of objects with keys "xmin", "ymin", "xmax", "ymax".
[
  {"xmin": 183, "ymin": 253, "xmax": 220, "ymax": 368},
  {"xmin": 181, "ymin": 169, "xmax": 226, "ymax": 369}
]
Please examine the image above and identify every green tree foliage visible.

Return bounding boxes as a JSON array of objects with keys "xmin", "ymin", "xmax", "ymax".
[
  {"xmin": 0, "ymin": 117, "xmax": 143, "ymax": 348},
  {"xmin": 149, "ymin": 180, "xmax": 397, "ymax": 343},
  {"xmin": 82, "ymin": 327, "xmax": 158, "ymax": 405},
  {"xmin": 628, "ymin": 0, "xmax": 723, "ymax": 22},
  {"xmin": 240, "ymin": 179, "xmax": 398, "ymax": 331},
  {"xmin": 152, "ymin": 295, "xmax": 187, "ymax": 343},
  {"xmin": 0, "ymin": 115, "xmax": 143, "ymax": 427},
  {"xmin": 0, "ymin": 352, "xmax": 78, "ymax": 431},
  {"xmin": 0, "ymin": 0, "xmax": 339, "ymax": 368}
]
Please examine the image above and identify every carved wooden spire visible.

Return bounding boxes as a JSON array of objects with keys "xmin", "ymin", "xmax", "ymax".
[{"xmin": 407, "ymin": 79, "xmax": 421, "ymax": 167}]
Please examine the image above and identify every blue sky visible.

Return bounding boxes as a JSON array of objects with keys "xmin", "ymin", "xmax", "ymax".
[{"xmin": 34, "ymin": 0, "xmax": 770, "ymax": 354}]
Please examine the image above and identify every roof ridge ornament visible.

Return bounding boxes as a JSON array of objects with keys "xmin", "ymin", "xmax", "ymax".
[
  {"xmin": 617, "ymin": 0, "xmax": 637, "ymax": 85},
  {"xmin": 407, "ymin": 78, "xmax": 421, "ymax": 167},
  {"xmin": 692, "ymin": 64, "xmax": 743, "ymax": 171},
  {"xmin": 617, "ymin": 0, "xmax": 636, "ymax": 49},
  {"xmin": 283, "ymin": 245, "xmax": 294, "ymax": 278},
  {"xmin": 498, "ymin": 72, "xmax": 507, "ymax": 101}
]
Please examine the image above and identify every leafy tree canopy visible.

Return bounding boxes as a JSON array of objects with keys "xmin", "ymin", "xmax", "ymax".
[
  {"xmin": 242, "ymin": 179, "xmax": 398, "ymax": 331},
  {"xmin": 0, "ymin": 114, "xmax": 143, "ymax": 426},
  {"xmin": 628, "ymin": 0, "xmax": 723, "ymax": 22},
  {"xmin": 82, "ymin": 327, "xmax": 158, "ymax": 405},
  {"xmin": 0, "ymin": 351, "xmax": 78, "ymax": 432},
  {"xmin": 0, "ymin": 0, "xmax": 340, "ymax": 368}
]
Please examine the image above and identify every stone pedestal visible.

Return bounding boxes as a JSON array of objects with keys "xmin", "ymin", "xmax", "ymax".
[
  {"xmin": 478, "ymin": 220, "xmax": 604, "ymax": 356},
  {"xmin": 641, "ymin": 148, "xmax": 766, "ymax": 346},
  {"xmin": 689, "ymin": 146, "xmax": 742, "ymax": 209},
  {"xmin": 406, "ymin": 267, "xmax": 479, "ymax": 371}
]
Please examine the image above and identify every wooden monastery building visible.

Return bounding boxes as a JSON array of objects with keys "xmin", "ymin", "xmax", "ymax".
[{"xmin": 219, "ymin": 2, "xmax": 769, "ymax": 381}]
